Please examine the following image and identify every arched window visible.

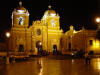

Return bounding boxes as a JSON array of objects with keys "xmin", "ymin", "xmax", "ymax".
[
  {"xmin": 51, "ymin": 20, "xmax": 56, "ymax": 27},
  {"xmin": 19, "ymin": 17, "xmax": 23, "ymax": 25},
  {"xmin": 37, "ymin": 29, "xmax": 41, "ymax": 35}
]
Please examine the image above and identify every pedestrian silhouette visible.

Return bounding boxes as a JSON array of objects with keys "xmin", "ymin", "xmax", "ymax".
[{"xmin": 85, "ymin": 53, "xmax": 91, "ymax": 64}]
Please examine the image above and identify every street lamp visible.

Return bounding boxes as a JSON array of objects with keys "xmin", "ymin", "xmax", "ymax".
[
  {"xmin": 5, "ymin": 32, "xmax": 10, "ymax": 64},
  {"xmin": 96, "ymin": 17, "xmax": 100, "ymax": 29},
  {"xmin": 96, "ymin": 17, "xmax": 100, "ymax": 51},
  {"xmin": 96, "ymin": 17, "xmax": 100, "ymax": 23},
  {"xmin": 6, "ymin": 32, "xmax": 10, "ymax": 38}
]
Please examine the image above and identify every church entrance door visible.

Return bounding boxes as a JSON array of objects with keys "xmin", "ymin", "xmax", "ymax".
[
  {"xmin": 36, "ymin": 41, "xmax": 42, "ymax": 54},
  {"xmin": 53, "ymin": 45, "xmax": 57, "ymax": 54},
  {"xmin": 19, "ymin": 44, "xmax": 24, "ymax": 52}
]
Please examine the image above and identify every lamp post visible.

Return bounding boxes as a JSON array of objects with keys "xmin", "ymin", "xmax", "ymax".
[
  {"xmin": 96, "ymin": 17, "xmax": 100, "ymax": 52},
  {"xmin": 96, "ymin": 17, "xmax": 100, "ymax": 29},
  {"xmin": 5, "ymin": 32, "xmax": 10, "ymax": 64},
  {"xmin": 96, "ymin": 18, "xmax": 100, "ymax": 38}
]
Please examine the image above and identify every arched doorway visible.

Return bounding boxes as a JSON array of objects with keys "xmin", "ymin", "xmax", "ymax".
[
  {"xmin": 36, "ymin": 41, "xmax": 42, "ymax": 54},
  {"xmin": 19, "ymin": 44, "xmax": 24, "ymax": 52},
  {"xmin": 53, "ymin": 45, "xmax": 57, "ymax": 54}
]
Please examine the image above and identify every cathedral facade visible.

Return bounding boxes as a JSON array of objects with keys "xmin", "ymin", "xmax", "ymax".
[
  {"xmin": 5, "ymin": 1, "xmax": 100, "ymax": 55},
  {"xmin": 9, "ymin": 2, "xmax": 63, "ymax": 54}
]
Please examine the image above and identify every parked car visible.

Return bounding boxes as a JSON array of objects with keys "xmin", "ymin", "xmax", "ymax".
[
  {"xmin": 63, "ymin": 50, "xmax": 78, "ymax": 57},
  {"xmin": 75, "ymin": 50, "xmax": 85, "ymax": 57}
]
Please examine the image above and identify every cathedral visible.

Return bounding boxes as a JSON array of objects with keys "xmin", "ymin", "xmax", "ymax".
[
  {"xmin": 9, "ymin": 2, "xmax": 63, "ymax": 55},
  {"xmin": 5, "ymin": 1, "xmax": 100, "ymax": 55}
]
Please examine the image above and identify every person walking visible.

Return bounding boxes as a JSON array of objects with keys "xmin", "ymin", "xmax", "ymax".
[{"xmin": 85, "ymin": 53, "xmax": 91, "ymax": 64}]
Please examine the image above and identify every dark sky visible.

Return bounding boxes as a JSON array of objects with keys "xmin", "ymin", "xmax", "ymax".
[{"xmin": 0, "ymin": 0, "xmax": 99, "ymax": 32}]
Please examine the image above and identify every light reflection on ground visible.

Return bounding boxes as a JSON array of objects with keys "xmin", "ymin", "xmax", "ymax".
[
  {"xmin": 38, "ymin": 58, "xmax": 43, "ymax": 75},
  {"xmin": 0, "ymin": 57, "xmax": 100, "ymax": 75},
  {"xmin": 92, "ymin": 58, "xmax": 100, "ymax": 70}
]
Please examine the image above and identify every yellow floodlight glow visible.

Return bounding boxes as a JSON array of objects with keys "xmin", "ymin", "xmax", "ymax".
[
  {"xmin": 93, "ymin": 40, "xmax": 100, "ymax": 48},
  {"xmin": 50, "ymin": 13, "xmax": 56, "ymax": 17},
  {"xmin": 95, "ymin": 42, "xmax": 99, "ymax": 46},
  {"xmin": 73, "ymin": 30, "xmax": 77, "ymax": 33},
  {"xmin": 17, "ymin": 10, "xmax": 24, "ymax": 13}
]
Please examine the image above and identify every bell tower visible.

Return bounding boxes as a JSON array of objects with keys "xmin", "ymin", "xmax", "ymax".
[
  {"xmin": 42, "ymin": 5, "xmax": 60, "ymax": 30},
  {"xmin": 12, "ymin": 1, "xmax": 29, "ymax": 28}
]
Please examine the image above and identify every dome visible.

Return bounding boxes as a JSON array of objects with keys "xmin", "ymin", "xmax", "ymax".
[
  {"xmin": 44, "ymin": 10, "xmax": 56, "ymax": 15},
  {"xmin": 44, "ymin": 5, "xmax": 57, "ymax": 16},
  {"xmin": 16, "ymin": 1, "xmax": 27, "ymax": 13}
]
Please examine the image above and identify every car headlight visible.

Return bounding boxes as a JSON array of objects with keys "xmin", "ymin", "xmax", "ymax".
[{"xmin": 72, "ymin": 53, "xmax": 74, "ymax": 55}]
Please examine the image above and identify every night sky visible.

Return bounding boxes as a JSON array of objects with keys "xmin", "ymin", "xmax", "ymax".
[{"xmin": 0, "ymin": 0, "xmax": 99, "ymax": 32}]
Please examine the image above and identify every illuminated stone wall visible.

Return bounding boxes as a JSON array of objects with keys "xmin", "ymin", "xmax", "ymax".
[
  {"xmin": 9, "ymin": 2, "xmax": 63, "ymax": 54},
  {"xmin": 62, "ymin": 26, "xmax": 100, "ymax": 53},
  {"xmin": 9, "ymin": 1, "xmax": 100, "ymax": 54}
]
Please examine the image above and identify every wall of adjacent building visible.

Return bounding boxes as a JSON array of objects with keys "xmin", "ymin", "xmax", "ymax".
[{"xmin": 62, "ymin": 26, "xmax": 100, "ymax": 54}]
